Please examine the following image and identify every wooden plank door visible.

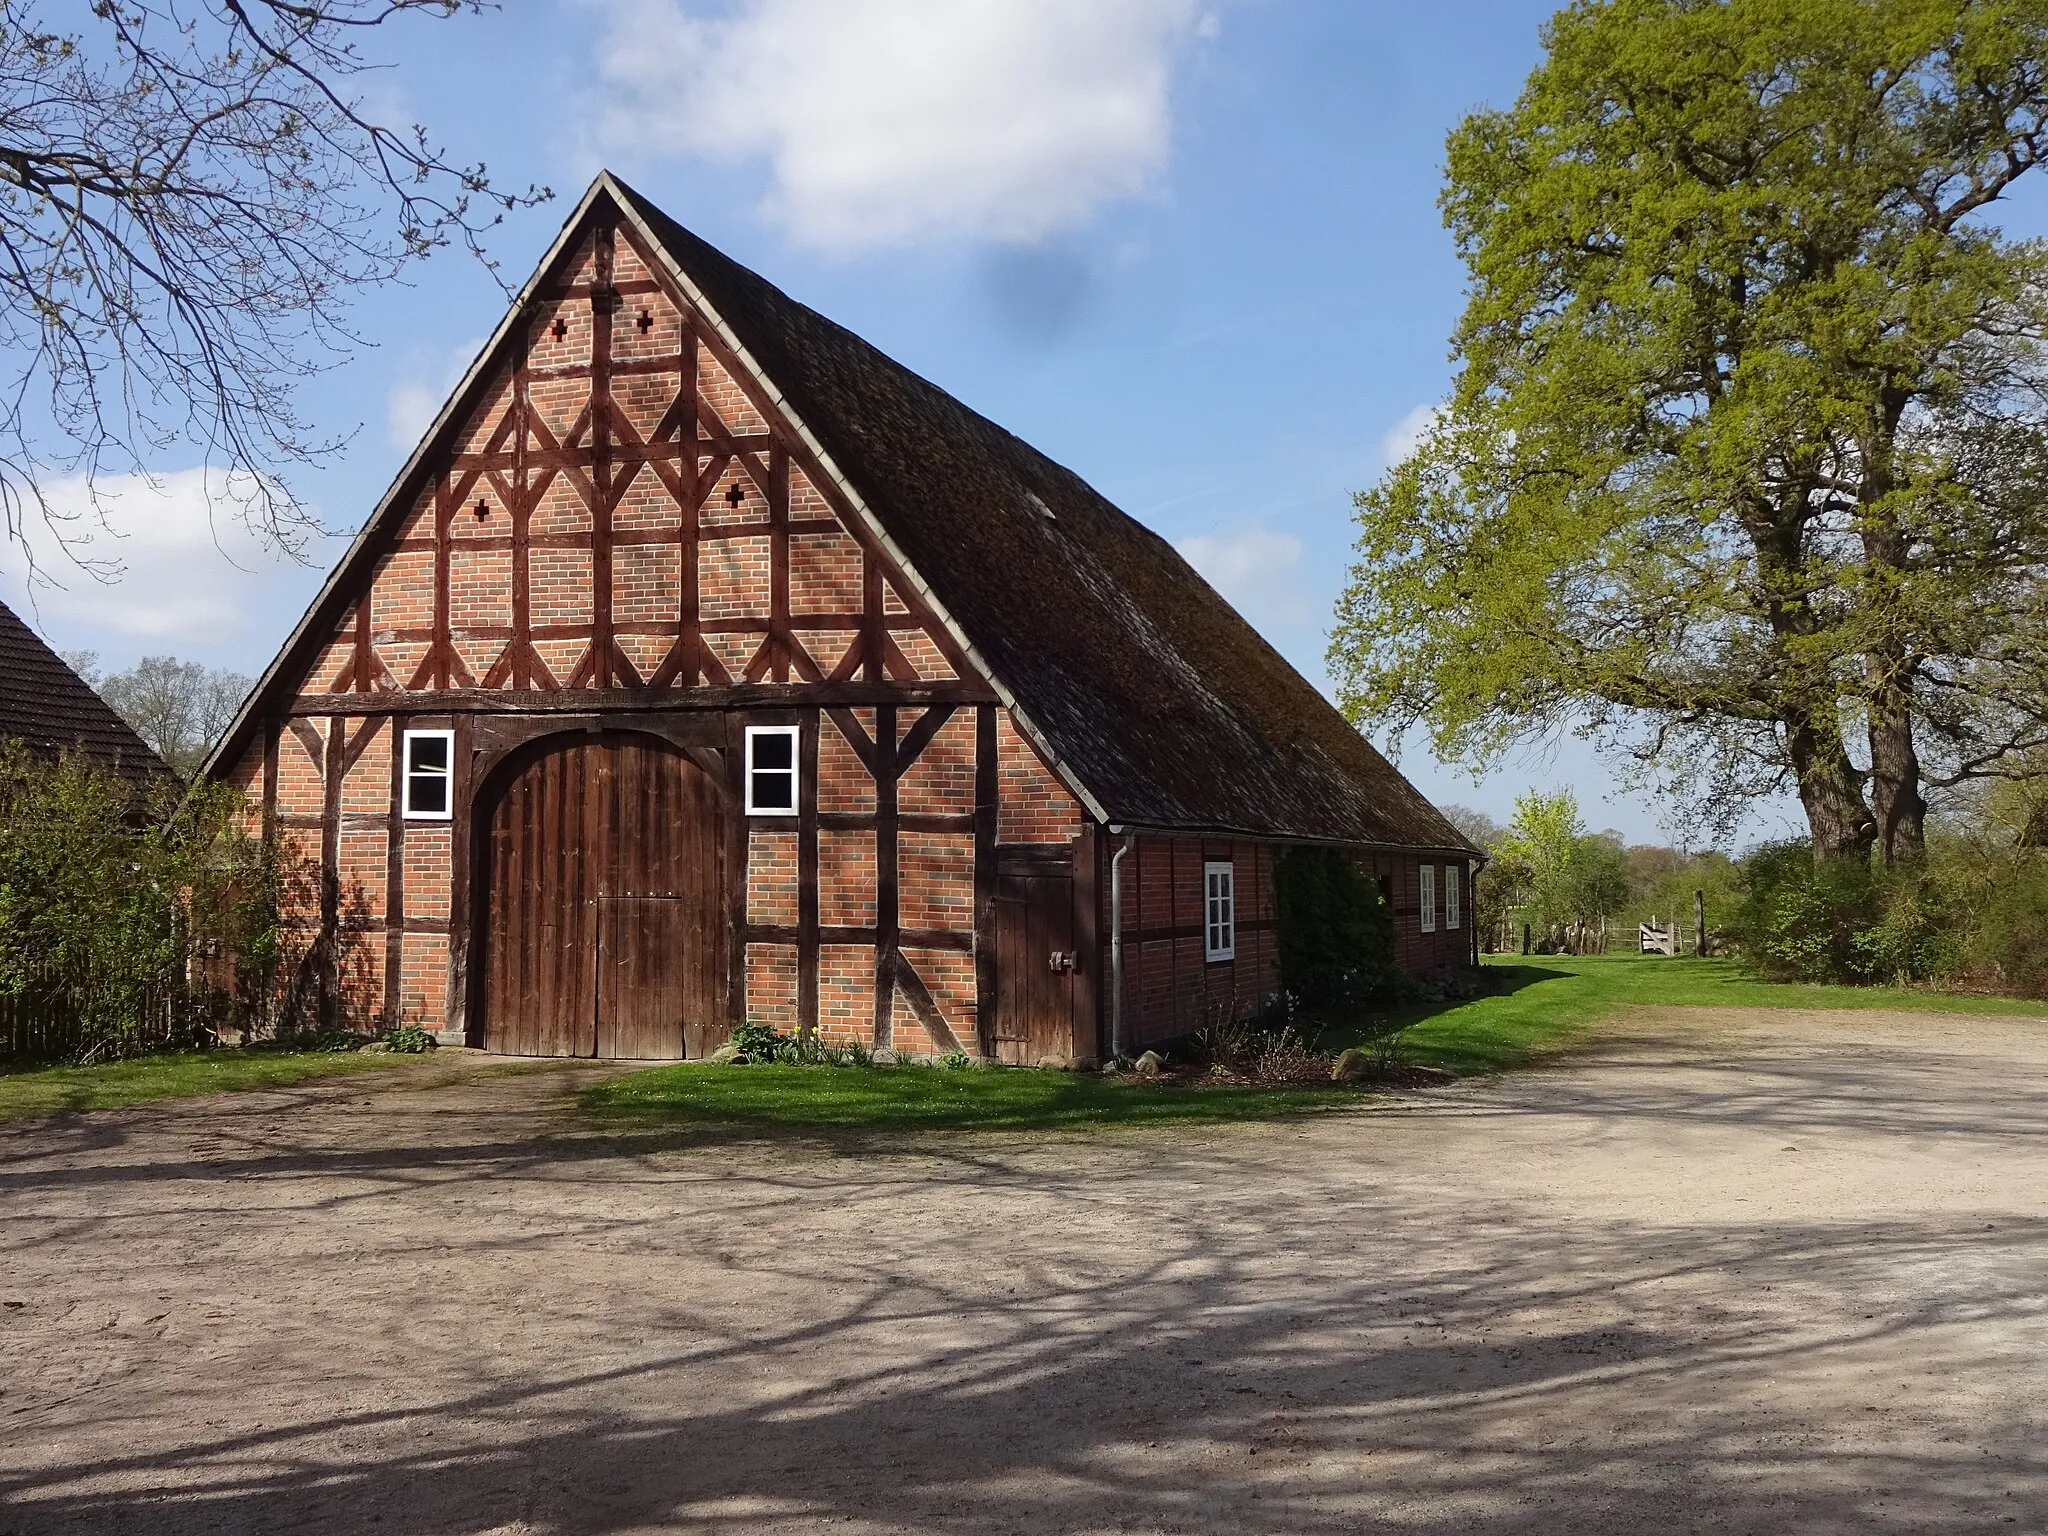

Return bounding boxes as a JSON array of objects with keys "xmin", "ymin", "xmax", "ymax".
[
  {"xmin": 992, "ymin": 872, "xmax": 1076, "ymax": 1065},
  {"xmin": 484, "ymin": 733, "xmax": 729, "ymax": 1059},
  {"xmin": 486, "ymin": 737, "xmax": 598, "ymax": 1057}
]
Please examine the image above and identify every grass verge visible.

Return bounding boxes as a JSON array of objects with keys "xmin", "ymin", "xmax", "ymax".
[
  {"xmin": 581, "ymin": 1060, "xmax": 1360, "ymax": 1133},
  {"xmin": 0, "ymin": 1049, "xmax": 412, "ymax": 1124},
  {"xmin": 1328, "ymin": 953, "xmax": 2048, "ymax": 1076}
]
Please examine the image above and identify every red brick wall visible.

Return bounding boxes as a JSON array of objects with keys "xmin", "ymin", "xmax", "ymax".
[
  {"xmin": 997, "ymin": 712, "xmax": 1081, "ymax": 844},
  {"xmin": 1107, "ymin": 836, "xmax": 1282, "ymax": 1053},
  {"xmin": 1103, "ymin": 839, "xmax": 1475, "ymax": 1053}
]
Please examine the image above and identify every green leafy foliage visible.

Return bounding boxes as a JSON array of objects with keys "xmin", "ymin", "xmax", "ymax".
[
  {"xmin": 0, "ymin": 743, "xmax": 376, "ymax": 1063},
  {"xmin": 1331, "ymin": 0, "xmax": 2048, "ymax": 860},
  {"xmin": 1737, "ymin": 839, "xmax": 2048, "ymax": 994},
  {"xmin": 385, "ymin": 1023, "xmax": 436, "ymax": 1055},
  {"xmin": 0, "ymin": 744, "xmax": 258, "ymax": 1060},
  {"xmin": 1273, "ymin": 847, "xmax": 1403, "ymax": 1008},
  {"xmin": 726, "ymin": 1020, "xmax": 792, "ymax": 1063}
]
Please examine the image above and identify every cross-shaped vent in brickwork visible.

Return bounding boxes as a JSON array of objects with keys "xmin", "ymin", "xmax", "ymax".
[
  {"xmin": 551, "ymin": 317, "xmax": 567, "ymax": 341},
  {"xmin": 725, "ymin": 480, "xmax": 747, "ymax": 508},
  {"xmin": 637, "ymin": 310, "xmax": 654, "ymax": 334},
  {"xmin": 474, "ymin": 498, "xmax": 490, "ymax": 520}
]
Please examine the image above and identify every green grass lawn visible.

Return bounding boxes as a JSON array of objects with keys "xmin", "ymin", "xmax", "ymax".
[
  {"xmin": 586, "ymin": 953, "xmax": 2048, "ymax": 1132},
  {"xmin": 1328, "ymin": 952, "xmax": 2048, "ymax": 1076},
  {"xmin": 581, "ymin": 1060, "xmax": 1361, "ymax": 1133},
  {"xmin": 0, "ymin": 1049, "xmax": 414, "ymax": 1124}
]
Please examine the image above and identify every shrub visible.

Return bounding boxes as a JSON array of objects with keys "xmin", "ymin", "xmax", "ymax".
[
  {"xmin": 1928, "ymin": 847, "xmax": 2048, "ymax": 999},
  {"xmin": 1735, "ymin": 842, "xmax": 1957, "ymax": 986},
  {"xmin": 727, "ymin": 1020, "xmax": 791, "ymax": 1063},
  {"xmin": 1189, "ymin": 997, "xmax": 1329, "ymax": 1082},
  {"xmin": 1273, "ymin": 847, "xmax": 1403, "ymax": 1009},
  {"xmin": 385, "ymin": 1023, "xmax": 436, "ymax": 1054},
  {"xmin": 0, "ymin": 743, "xmax": 360, "ymax": 1062}
]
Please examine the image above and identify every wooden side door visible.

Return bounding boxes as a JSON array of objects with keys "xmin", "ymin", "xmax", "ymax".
[
  {"xmin": 484, "ymin": 733, "xmax": 729, "ymax": 1059},
  {"xmin": 992, "ymin": 871, "xmax": 1076, "ymax": 1065}
]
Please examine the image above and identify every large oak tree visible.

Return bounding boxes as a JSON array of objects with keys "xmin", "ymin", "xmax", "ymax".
[{"xmin": 1332, "ymin": 0, "xmax": 2048, "ymax": 861}]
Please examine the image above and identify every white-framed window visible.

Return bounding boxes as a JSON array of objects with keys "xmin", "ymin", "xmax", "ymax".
[
  {"xmin": 1204, "ymin": 861, "xmax": 1236, "ymax": 962},
  {"xmin": 400, "ymin": 729, "xmax": 454, "ymax": 820},
  {"xmin": 744, "ymin": 725, "xmax": 800, "ymax": 816},
  {"xmin": 1419, "ymin": 863, "xmax": 1437, "ymax": 933},
  {"xmin": 1446, "ymin": 863, "xmax": 1462, "ymax": 930}
]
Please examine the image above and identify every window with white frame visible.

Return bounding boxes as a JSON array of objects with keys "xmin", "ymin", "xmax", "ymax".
[
  {"xmin": 1419, "ymin": 863, "xmax": 1437, "ymax": 933},
  {"xmin": 401, "ymin": 729, "xmax": 454, "ymax": 820},
  {"xmin": 1204, "ymin": 861, "xmax": 1236, "ymax": 962},
  {"xmin": 1446, "ymin": 863, "xmax": 1462, "ymax": 929},
  {"xmin": 744, "ymin": 725, "xmax": 800, "ymax": 815}
]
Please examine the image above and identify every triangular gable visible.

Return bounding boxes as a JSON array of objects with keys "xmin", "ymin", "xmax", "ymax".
[{"xmin": 209, "ymin": 176, "xmax": 1030, "ymax": 787}]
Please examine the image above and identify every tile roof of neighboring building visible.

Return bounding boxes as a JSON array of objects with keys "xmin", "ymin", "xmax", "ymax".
[{"xmin": 0, "ymin": 597, "xmax": 166, "ymax": 786}]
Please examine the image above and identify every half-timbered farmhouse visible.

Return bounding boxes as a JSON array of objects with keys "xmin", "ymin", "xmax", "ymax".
[{"xmin": 206, "ymin": 173, "xmax": 1479, "ymax": 1064}]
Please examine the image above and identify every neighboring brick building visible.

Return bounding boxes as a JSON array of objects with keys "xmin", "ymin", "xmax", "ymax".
[{"xmin": 205, "ymin": 174, "xmax": 1479, "ymax": 1063}]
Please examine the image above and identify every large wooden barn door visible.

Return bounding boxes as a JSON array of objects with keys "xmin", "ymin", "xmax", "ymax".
[
  {"xmin": 991, "ymin": 867, "xmax": 1076, "ymax": 1065},
  {"xmin": 482, "ymin": 734, "xmax": 729, "ymax": 1058}
]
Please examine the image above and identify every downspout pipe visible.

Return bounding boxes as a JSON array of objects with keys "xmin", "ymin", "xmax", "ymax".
[{"xmin": 1108, "ymin": 830, "xmax": 1131, "ymax": 1063}]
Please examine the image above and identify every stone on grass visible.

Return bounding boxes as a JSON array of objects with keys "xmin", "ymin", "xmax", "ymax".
[
  {"xmin": 1133, "ymin": 1050, "xmax": 1165, "ymax": 1079},
  {"xmin": 355, "ymin": 1041, "xmax": 390, "ymax": 1055},
  {"xmin": 708, "ymin": 1043, "xmax": 744, "ymax": 1065}
]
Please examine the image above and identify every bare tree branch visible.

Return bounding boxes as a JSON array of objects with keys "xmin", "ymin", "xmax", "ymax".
[{"xmin": 0, "ymin": 0, "xmax": 548, "ymax": 583}]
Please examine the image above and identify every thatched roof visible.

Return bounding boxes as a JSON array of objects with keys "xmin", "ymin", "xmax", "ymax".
[{"xmin": 620, "ymin": 182, "xmax": 1472, "ymax": 852}]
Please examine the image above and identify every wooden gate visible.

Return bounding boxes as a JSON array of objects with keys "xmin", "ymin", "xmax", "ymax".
[
  {"xmin": 991, "ymin": 859, "xmax": 1077, "ymax": 1065},
  {"xmin": 480, "ymin": 733, "xmax": 730, "ymax": 1058}
]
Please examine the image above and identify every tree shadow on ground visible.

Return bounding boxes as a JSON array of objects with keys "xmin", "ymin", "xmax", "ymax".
[{"xmin": 4, "ymin": 1029, "xmax": 2048, "ymax": 1533}]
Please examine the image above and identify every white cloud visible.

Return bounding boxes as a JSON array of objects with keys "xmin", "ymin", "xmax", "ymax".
[
  {"xmin": 1380, "ymin": 402, "xmax": 1441, "ymax": 469},
  {"xmin": 387, "ymin": 382, "xmax": 441, "ymax": 454},
  {"xmin": 1177, "ymin": 523, "xmax": 1308, "ymax": 631},
  {"xmin": 0, "ymin": 470, "xmax": 338, "ymax": 666},
  {"xmin": 586, "ymin": 0, "xmax": 1215, "ymax": 252},
  {"xmin": 387, "ymin": 337, "xmax": 484, "ymax": 455}
]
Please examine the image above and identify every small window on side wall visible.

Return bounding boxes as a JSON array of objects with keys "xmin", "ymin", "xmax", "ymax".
[
  {"xmin": 401, "ymin": 729, "xmax": 454, "ymax": 820},
  {"xmin": 745, "ymin": 725, "xmax": 800, "ymax": 815},
  {"xmin": 1446, "ymin": 864, "xmax": 1462, "ymax": 929},
  {"xmin": 1419, "ymin": 863, "xmax": 1437, "ymax": 933},
  {"xmin": 1204, "ymin": 861, "xmax": 1236, "ymax": 962}
]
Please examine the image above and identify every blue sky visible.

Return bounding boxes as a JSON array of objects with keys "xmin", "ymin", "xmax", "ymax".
[{"xmin": 0, "ymin": 0, "xmax": 1815, "ymax": 845}]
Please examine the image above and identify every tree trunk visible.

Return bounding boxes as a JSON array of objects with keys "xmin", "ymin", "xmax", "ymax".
[
  {"xmin": 1856, "ymin": 410, "xmax": 1927, "ymax": 864},
  {"xmin": 1866, "ymin": 665, "xmax": 1927, "ymax": 863},
  {"xmin": 1747, "ymin": 489, "xmax": 1877, "ymax": 863},
  {"xmin": 1786, "ymin": 705, "xmax": 1877, "ymax": 860}
]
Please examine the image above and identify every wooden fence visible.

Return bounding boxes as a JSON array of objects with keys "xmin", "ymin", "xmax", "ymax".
[{"xmin": 0, "ymin": 971, "xmax": 209, "ymax": 1068}]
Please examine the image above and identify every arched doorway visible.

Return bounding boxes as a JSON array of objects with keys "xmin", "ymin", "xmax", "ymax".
[{"xmin": 477, "ymin": 732, "xmax": 731, "ymax": 1058}]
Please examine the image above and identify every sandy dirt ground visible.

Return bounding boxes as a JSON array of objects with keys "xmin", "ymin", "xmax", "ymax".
[{"xmin": 3, "ymin": 1006, "xmax": 2048, "ymax": 1534}]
